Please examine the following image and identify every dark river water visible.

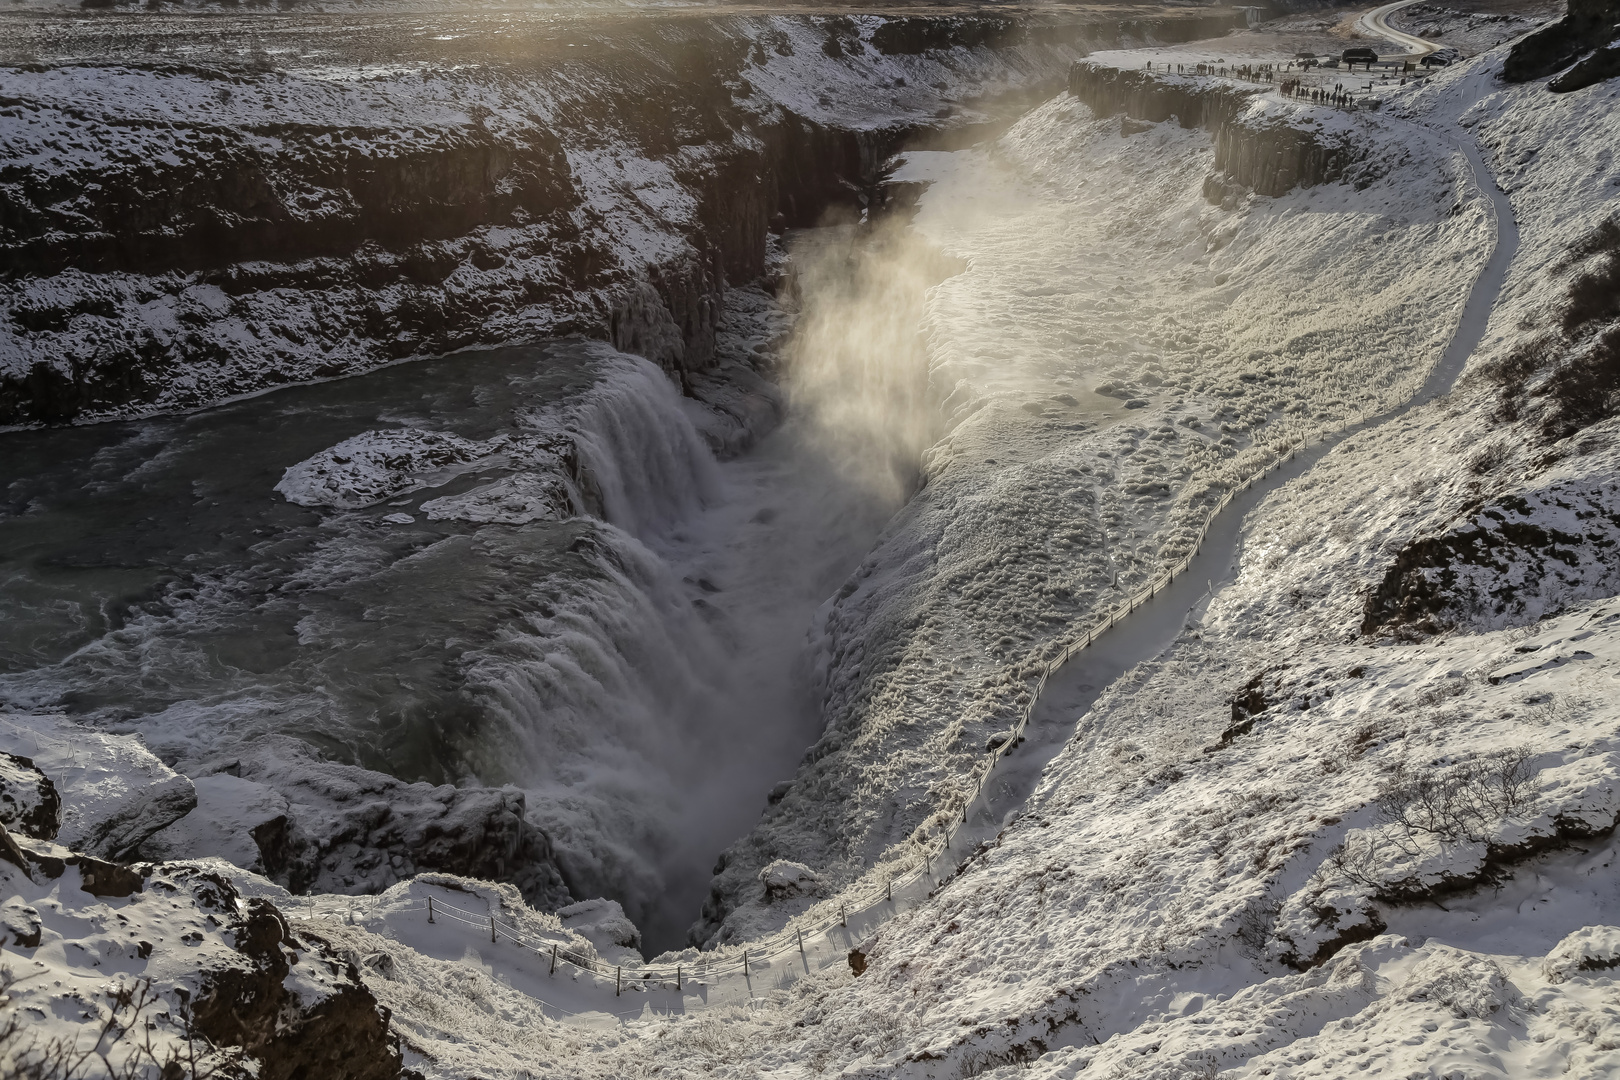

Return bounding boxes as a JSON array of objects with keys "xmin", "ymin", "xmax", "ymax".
[{"xmin": 0, "ymin": 338, "xmax": 894, "ymax": 951}]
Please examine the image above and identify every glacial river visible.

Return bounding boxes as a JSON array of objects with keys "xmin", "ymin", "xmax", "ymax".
[{"xmin": 0, "ymin": 335, "xmax": 895, "ymax": 951}]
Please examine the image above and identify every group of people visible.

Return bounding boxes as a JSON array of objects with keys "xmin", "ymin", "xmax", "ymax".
[
  {"xmin": 1277, "ymin": 77, "xmax": 1367, "ymax": 109},
  {"xmin": 1139, "ymin": 54, "xmax": 1429, "ymax": 111},
  {"xmin": 1145, "ymin": 60, "xmax": 1278, "ymax": 83}
]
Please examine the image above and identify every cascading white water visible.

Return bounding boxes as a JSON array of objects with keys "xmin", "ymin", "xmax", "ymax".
[{"xmin": 550, "ymin": 354, "xmax": 724, "ymax": 535}]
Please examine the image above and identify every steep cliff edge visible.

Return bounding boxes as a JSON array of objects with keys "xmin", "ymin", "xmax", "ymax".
[{"xmin": 1067, "ymin": 61, "xmax": 1365, "ymax": 199}]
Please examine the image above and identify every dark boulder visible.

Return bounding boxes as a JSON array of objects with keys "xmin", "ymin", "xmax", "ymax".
[
  {"xmin": 193, "ymin": 896, "xmax": 403, "ymax": 1080},
  {"xmin": 1503, "ymin": 0, "xmax": 1620, "ymax": 84},
  {"xmin": 0, "ymin": 752, "xmax": 61, "ymax": 841}
]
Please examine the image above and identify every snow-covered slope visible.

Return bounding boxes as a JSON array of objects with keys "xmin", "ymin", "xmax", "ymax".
[
  {"xmin": 333, "ymin": 32, "xmax": 1620, "ymax": 1080},
  {"xmin": 698, "ymin": 45, "xmax": 1498, "ymax": 947}
]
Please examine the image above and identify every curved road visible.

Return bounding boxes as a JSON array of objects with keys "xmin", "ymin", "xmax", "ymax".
[{"xmin": 1356, "ymin": 0, "xmax": 1442, "ymax": 58}]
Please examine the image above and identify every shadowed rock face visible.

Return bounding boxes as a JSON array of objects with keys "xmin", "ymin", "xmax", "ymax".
[
  {"xmin": 198, "ymin": 896, "xmax": 402, "ymax": 1080},
  {"xmin": 1503, "ymin": 0, "xmax": 1620, "ymax": 87},
  {"xmin": 0, "ymin": 6, "xmax": 1249, "ymax": 427},
  {"xmin": 0, "ymin": 753, "xmax": 60, "ymax": 841}
]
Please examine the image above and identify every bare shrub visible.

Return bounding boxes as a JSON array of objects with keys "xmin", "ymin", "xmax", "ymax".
[
  {"xmin": 1466, "ymin": 440, "xmax": 1511, "ymax": 475},
  {"xmin": 960, "ymin": 1045, "xmax": 1038, "ymax": 1077},
  {"xmin": 0, "ymin": 969, "xmax": 244, "ymax": 1080},
  {"xmin": 1318, "ymin": 749, "xmax": 1539, "ymax": 894},
  {"xmin": 1322, "ymin": 832, "xmax": 1386, "ymax": 890},
  {"xmin": 1377, "ymin": 747, "xmax": 1537, "ymax": 847},
  {"xmin": 1482, "ymin": 218, "xmax": 1620, "ymax": 439},
  {"xmin": 1539, "ymin": 326, "xmax": 1620, "ymax": 440},
  {"xmin": 1563, "ymin": 239, "xmax": 1620, "ymax": 335},
  {"xmin": 1414, "ymin": 678, "xmax": 1469, "ymax": 708}
]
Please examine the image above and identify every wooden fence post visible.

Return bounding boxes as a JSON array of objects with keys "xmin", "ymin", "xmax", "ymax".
[
  {"xmin": 841, "ymin": 904, "xmax": 846, "ymax": 928},
  {"xmin": 427, "ymin": 896, "xmax": 434, "ymax": 924},
  {"xmin": 677, "ymin": 965, "xmax": 682, "ymax": 991},
  {"xmin": 490, "ymin": 915, "xmax": 497, "ymax": 943},
  {"xmin": 797, "ymin": 928, "xmax": 806, "ymax": 960},
  {"xmin": 616, "ymin": 966, "xmax": 621, "ymax": 996}
]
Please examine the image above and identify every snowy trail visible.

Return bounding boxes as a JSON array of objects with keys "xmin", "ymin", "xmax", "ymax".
[
  {"xmin": 965, "ymin": 124, "xmax": 1517, "ymax": 882},
  {"xmin": 1356, "ymin": 0, "xmax": 1443, "ymax": 59},
  {"xmin": 313, "ymin": 108, "xmax": 1518, "ymax": 1028}
]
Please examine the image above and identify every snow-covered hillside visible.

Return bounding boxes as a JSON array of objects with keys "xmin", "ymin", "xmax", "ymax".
[
  {"xmin": 366, "ymin": 33, "xmax": 1617, "ymax": 1080},
  {"xmin": 7, "ymin": 7, "xmax": 1620, "ymax": 1080},
  {"xmin": 698, "ymin": 39, "xmax": 1498, "ymax": 946}
]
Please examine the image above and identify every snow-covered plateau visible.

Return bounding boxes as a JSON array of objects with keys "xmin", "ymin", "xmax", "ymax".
[{"xmin": 6, "ymin": 0, "xmax": 1620, "ymax": 1078}]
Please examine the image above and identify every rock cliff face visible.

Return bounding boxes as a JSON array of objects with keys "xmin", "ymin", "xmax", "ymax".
[
  {"xmin": 1503, "ymin": 0, "xmax": 1620, "ymax": 88},
  {"xmin": 1067, "ymin": 62, "xmax": 1361, "ymax": 199},
  {"xmin": 0, "ymin": 753, "xmax": 59, "ymax": 841},
  {"xmin": 0, "ymin": 7, "xmax": 1252, "ymax": 426},
  {"xmin": 1066, "ymin": 62, "xmax": 1259, "ymax": 129}
]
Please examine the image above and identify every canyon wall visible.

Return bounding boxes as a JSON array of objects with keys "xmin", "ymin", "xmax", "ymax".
[
  {"xmin": 1067, "ymin": 61, "xmax": 1362, "ymax": 199},
  {"xmin": 0, "ymin": 7, "xmax": 1252, "ymax": 426}
]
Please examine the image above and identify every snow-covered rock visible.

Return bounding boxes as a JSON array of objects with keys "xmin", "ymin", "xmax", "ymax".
[
  {"xmin": 0, "ymin": 837, "xmax": 401, "ymax": 1079},
  {"xmin": 276, "ymin": 428, "xmax": 502, "ymax": 509},
  {"xmin": 138, "ymin": 772, "xmax": 292, "ymax": 875},
  {"xmin": 759, "ymin": 859, "xmax": 821, "ymax": 902},
  {"xmin": 0, "ymin": 714, "xmax": 196, "ymax": 860},
  {"xmin": 160, "ymin": 736, "xmax": 571, "ymax": 909},
  {"xmin": 1542, "ymin": 924, "xmax": 1620, "ymax": 982},
  {"xmin": 0, "ymin": 752, "xmax": 59, "ymax": 840},
  {"xmin": 558, "ymin": 897, "xmax": 642, "ymax": 959}
]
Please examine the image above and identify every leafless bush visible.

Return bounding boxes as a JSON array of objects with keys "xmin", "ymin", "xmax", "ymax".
[
  {"xmin": 960, "ymin": 1046, "xmax": 1037, "ymax": 1077},
  {"xmin": 1235, "ymin": 894, "xmax": 1283, "ymax": 957},
  {"xmin": 1467, "ymin": 440, "xmax": 1511, "ymax": 475},
  {"xmin": 0, "ymin": 969, "xmax": 244, "ymax": 1080},
  {"xmin": 1319, "ymin": 749, "xmax": 1539, "ymax": 892},
  {"xmin": 1415, "ymin": 678, "xmax": 1470, "ymax": 708},
  {"xmin": 1322, "ymin": 832, "xmax": 1387, "ymax": 891},
  {"xmin": 1377, "ymin": 748, "xmax": 1537, "ymax": 847}
]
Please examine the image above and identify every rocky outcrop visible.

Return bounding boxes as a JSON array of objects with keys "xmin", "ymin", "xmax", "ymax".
[
  {"xmin": 141, "ymin": 736, "xmax": 572, "ymax": 909},
  {"xmin": 1551, "ymin": 42, "xmax": 1620, "ymax": 91},
  {"xmin": 196, "ymin": 897, "xmax": 402, "ymax": 1080},
  {"xmin": 1362, "ymin": 444, "xmax": 1620, "ymax": 639},
  {"xmin": 1503, "ymin": 0, "xmax": 1620, "ymax": 86},
  {"xmin": 0, "ymin": 752, "xmax": 59, "ymax": 840},
  {"xmin": 1, "ymin": 836, "xmax": 402, "ymax": 1079},
  {"xmin": 0, "ymin": 716, "xmax": 197, "ymax": 860}
]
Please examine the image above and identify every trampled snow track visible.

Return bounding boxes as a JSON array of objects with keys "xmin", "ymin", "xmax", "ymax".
[{"xmin": 317, "ymin": 103, "xmax": 1518, "ymax": 1026}]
